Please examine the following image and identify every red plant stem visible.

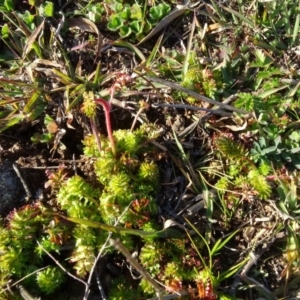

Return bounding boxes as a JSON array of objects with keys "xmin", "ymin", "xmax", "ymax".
[{"xmin": 94, "ymin": 98, "xmax": 116, "ymax": 155}]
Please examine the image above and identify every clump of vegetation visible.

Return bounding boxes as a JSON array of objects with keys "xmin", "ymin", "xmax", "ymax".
[
  {"xmin": 1, "ymin": 0, "xmax": 300, "ymax": 299},
  {"xmin": 215, "ymin": 136, "xmax": 271, "ymax": 199},
  {"xmin": 107, "ymin": 1, "xmax": 171, "ymax": 39},
  {"xmin": 182, "ymin": 66, "xmax": 221, "ymax": 102}
]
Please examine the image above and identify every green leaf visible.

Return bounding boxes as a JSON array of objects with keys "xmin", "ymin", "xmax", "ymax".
[
  {"xmin": 160, "ymin": 2, "xmax": 171, "ymax": 15},
  {"xmin": 113, "ymin": 2, "xmax": 123, "ymax": 13},
  {"xmin": 111, "ymin": 40, "xmax": 145, "ymax": 62},
  {"xmin": 21, "ymin": 11, "xmax": 35, "ymax": 28},
  {"xmin": 290, "ymin": 147, "xmax": 300, "ymax": 154},
  {"xmin": 149, "ymin": 6, "xmax": 162, "ymax": 20},
  {"xmin": 257, "ymin": 85, "xmax": 288, "ymax": 99},
  {"xmin": 28, "ymin": 0, "xmax": 37, "ymax": 6},
  {"xmin": 40, "ymin": 1, "xmax": 54, "ymax": 17},
  {"xmin": 143, "ymin": 18, "xmax": 152, "ymax": 33},
  {"xmin": 4, "ymin": 0, "xmax": 13, "ymax": 11},
  {"xmin": 221, "ymin": 5, "xmax": 255, "ymax": 28},
  {"xmin": 257, "ymin": 113, "xmax": 269, "ymax": 125},
  {"xmin": 107, "ymin": 15, "xmax": 123, "ymax": 31},
  {"xmin": 87, "ymin": 4, "xmax": 104, "ymax": 23},
  {"xmin": 289, "ymin": 131, "xmax": 300, "ymax": 142},
  {"xmin": 131, "ymin": 3, "xmax": 142, "ymax": 20},
  {"xmin": 0, "ymin": 115, "xmax": 24, "ymax": 133},
  {"xmin": 29, "ymin": 101, "xmax": 47, "ymax": 120},
  {"xmin": 211, "ymin": 229, "xmax": 239, "ymax": 257},
  {"xmin": 258, "ymin": 136, "xmax": 281, "ymax": 156},
  {"xmin": 120, "ymin": 5, "xmax": 131, "ymax": 20},
  {"xmin": 55, "ymin": 214, "xmax": 186, "ymax": 239},
  {"xmin": 130, "ymin": 20, "xmax": 140, "ymax": 33},
  {"xmin": 31, "ymin": 132, "xmax": 53, "ymax": 144},
  {"xmin": 119, "ymin": 25, "xmax": 132, "ymax": 37}
]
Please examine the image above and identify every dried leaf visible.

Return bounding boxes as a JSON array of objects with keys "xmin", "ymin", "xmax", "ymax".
[
  {"xmin": 22, "ymin": 19, "xmax": 45, "ymax": 59},
  {"xmin": 137, "ymin": 6, "xmax": 188, "ymax": 45},
  {"xmin": 67, "ymin": 17, "xmax": 103, "ymax": 59},
  {"xmin": 30, "ymin": 59, "xmax": 63, "ymax": 68},
  {"xmin": 224, "ymin": 120, "xmax": 248, "ymax": 131}
]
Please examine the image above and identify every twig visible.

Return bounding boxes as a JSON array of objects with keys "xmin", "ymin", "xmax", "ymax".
[
  {"xmin": 94, "ymin": 269, "xmax": 106, "ymax": 300},
  {"xmin": 35, "ymin": 240, "xmax": 88, "ymax": 289},
  {"xmin": 83, "ymin": 201, "xmax": 134, "ymax": 300},
  {"xmin": 1, "ymin": 267, "xmax": 49, "ymax": 294},
  {"xmin": 72, "ymin": 154, "xmax": 77, "ymax": 175},
  {"xmin": 16, "ymin": 284, "xmax": 40, "ymax": 300},
  {"xmin": 230, "ymin": 234, "xmax": 277, "ymax": 299},
  {"xmin": 151, "ymin": 102, "xmax": 233, "ymax": 116},
  {"xmin": 13, "ymin": 163, "xmax": 32, "ymax": 199},
  {"xmin": 130, "ymin": 101, "xmax": 150, "ymax": 132},
  {"xmin": 238, "ymin": 275, "xmax": 276, "ymax": 300},
  {"xmin": 110, "ymin": 238, "xmax": 164, "ymax": 300}
]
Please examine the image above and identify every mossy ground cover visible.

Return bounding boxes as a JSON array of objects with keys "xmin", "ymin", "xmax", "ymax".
[{"xmin": 0, "ymin": 0, "xmax": 300, "ymax": 299}]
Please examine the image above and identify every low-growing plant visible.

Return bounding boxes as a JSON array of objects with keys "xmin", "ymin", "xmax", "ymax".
[
  {"xmin": 215, "ymin": 136, "xmax": 272, "ymax": 199},
  {"xmin": 107, "ymin": 1, "xmax": 170, "ymax": 40}
]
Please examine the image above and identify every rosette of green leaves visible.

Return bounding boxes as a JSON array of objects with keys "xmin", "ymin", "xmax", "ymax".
[{"xmin": 107, "ymin": 2, "xmax": 170, "ymax": 39}]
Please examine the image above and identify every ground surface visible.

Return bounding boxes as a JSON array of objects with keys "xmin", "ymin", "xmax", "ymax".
[{"xmin": 1, "ymin": 1, "xmax": 300, "ymax": 299}]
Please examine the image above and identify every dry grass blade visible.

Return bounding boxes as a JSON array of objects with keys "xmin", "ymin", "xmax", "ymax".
[
  {"xmin": 292, "ymin": 1, "xmax": 300, "ymax": 45},
  {"xmin": 110, "ymin": 238, "xmax": 164, "ymax": 299},
  {"xmin": 182, "ymin": 12, "xmax": 196, "ymax": 77},
  {"xmin": 12, "ymin": 11, "xmax": 32, "ymax": 37},
  {"xmin": 218, "ymin": 4, "xmax": 255, "ymax": 28},
  {"xmin": 111, "ymin": 40, "xmax": 145, "ymax": 62},
  {"xmin": 67, "ymin": 17, "xmax": 103, "ymax": 59},
  {"xmin": 137, "ymin": 4, "xmax": 189, "ymax": 45},
  {"xmin": 29, "ymin": 59, "xmax": 63, "ymax": 68},
  {"xmin": 22, "ymin": 19, "xmax": 45, "ymax": 59},
  {"xmin": 147, "ymin": 76, "xmax": 250, "ymax": 114},
  {"xmin": 0, "ymin": 267, "xmax": 49, "ymax": 295}
]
